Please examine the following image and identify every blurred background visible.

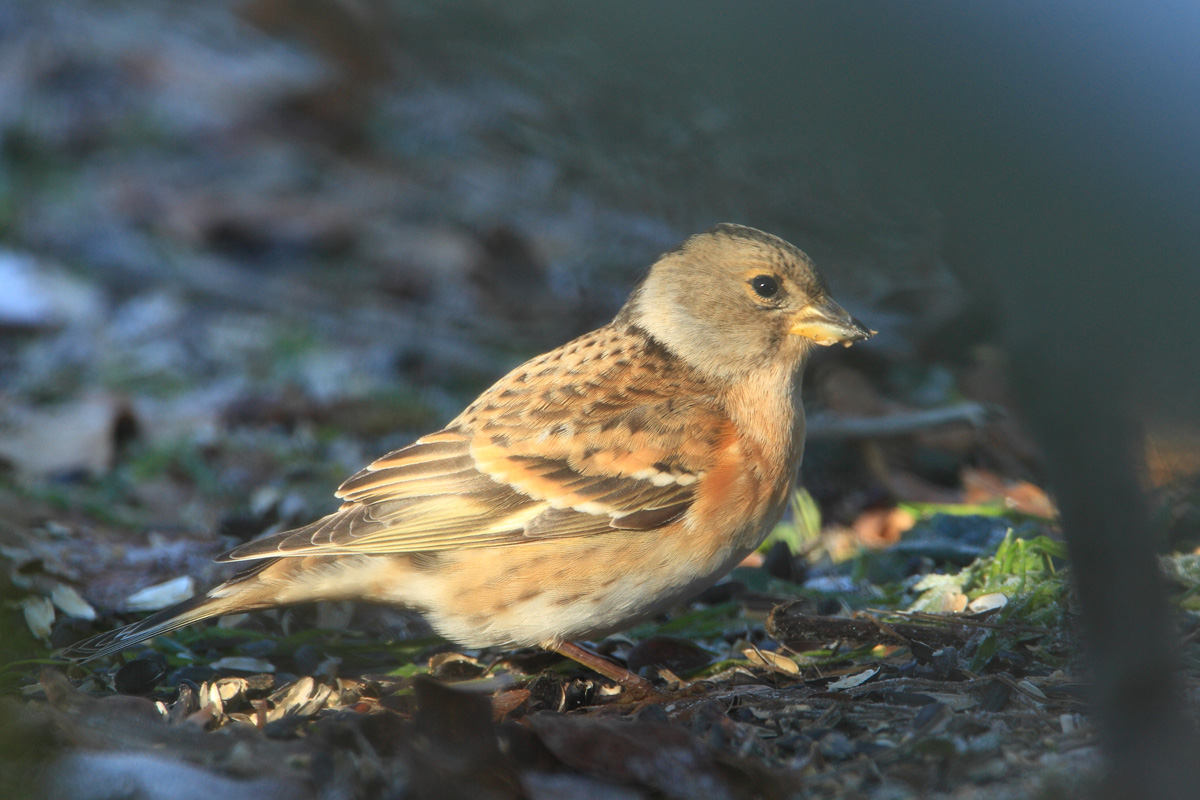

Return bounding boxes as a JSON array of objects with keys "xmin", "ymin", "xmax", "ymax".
[
  {"xmin": 0, "ymin": 0, "xmax": 998, "ymax": 602},
  {"xmin": 1, "ymin": 1, "xmax": 1198, "ymax": 795}
]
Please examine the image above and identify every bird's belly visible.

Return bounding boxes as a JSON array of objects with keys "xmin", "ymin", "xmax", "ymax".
[{"xmin": 380, "ymin": 522, "xmax": 771, "ymax": 648}]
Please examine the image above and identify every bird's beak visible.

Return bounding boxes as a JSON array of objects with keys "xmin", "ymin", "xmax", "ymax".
[{"xmin": 789, "ymin": 297, "xmax": 876, "ymax": 347}]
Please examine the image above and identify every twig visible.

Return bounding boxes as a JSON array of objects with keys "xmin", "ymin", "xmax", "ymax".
[
  {"xmin": 766, "ymin": 603, "xmax": 972, "ymax": 649},
  {"xmin": 873, "ymin": 608, "xmax": 1052, "ymax": 636},
  {"xmin": 806, "ymin": 402, "xmax": 999, "ymax": 440}
]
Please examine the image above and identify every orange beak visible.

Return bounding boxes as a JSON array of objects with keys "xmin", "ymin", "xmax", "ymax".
[{"xmin": 789, "ymin": 297, "xmax": 875, "ymax": 347}]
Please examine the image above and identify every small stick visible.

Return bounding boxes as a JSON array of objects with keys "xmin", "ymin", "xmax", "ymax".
[
  {"xmin": 806, "ymin": 402, "xmax": 997, "ymax": 440},
  {"xmin": 767, "ymin": 603, "xmax": 971, "ymax": 649},
  {"xmin": 548, "ymin": 640, "xmax": 662, "ymax": 696}
]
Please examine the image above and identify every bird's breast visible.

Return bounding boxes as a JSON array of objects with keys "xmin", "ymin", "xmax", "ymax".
[{"xmin": 687, "ymin": 415, "xmax": 798, "ymax": 558}]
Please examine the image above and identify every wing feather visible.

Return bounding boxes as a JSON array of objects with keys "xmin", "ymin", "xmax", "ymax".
[{"xmin": 219, "ymin": 325, "xmax": 728, "ymax": 563}]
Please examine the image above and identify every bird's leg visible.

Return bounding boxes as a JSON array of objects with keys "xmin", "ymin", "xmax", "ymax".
[{"xmin": 547, "ymin": 640, "xmax": 658, "ymax": 695}]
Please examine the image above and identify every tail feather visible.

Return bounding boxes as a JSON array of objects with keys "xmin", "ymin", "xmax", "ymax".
[
  {"xmin": 60, "ymin": 594, "xmax": 237, "ymax": 663},
  {"xmin": 59, "ymin": 555, "xmax": 377, "ymax": 662},
  {"xmin": 61, "ymin": 558, "xmax": 288, "ymax": 662}
]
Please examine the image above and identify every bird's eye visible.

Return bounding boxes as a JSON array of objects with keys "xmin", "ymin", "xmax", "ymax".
[{"xmin": 750, "ymin": 275, "xmax": 780, "ymax": 299}]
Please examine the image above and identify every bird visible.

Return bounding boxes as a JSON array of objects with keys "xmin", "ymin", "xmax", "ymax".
[{"xmin": 63, "ymin": 223, "xmax": 873, "ymax": 689}]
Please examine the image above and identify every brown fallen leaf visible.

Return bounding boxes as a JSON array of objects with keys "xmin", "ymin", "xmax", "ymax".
[
  {"xmin": 851, "ymin": 506, "xmax": 917, "ymax": 549},
  {"xmin": 0, "ymin": 392, "xmax": 137, "ymax": 479},
  {"xmin": 962, "ymin": 468, "xmax": 1057, "ymax": 518},
  {"xmin": 743, "ymin": 648, "xmax": 800, "ymax": 676},
  {"xmin": 491, "ymin": 689, "xmax": 531, "ymax": 722}
]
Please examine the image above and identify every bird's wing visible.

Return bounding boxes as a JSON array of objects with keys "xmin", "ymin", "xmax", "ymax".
[{"xmin": 219, "ymin": 326, "xmax": 729, "ymax": 561}]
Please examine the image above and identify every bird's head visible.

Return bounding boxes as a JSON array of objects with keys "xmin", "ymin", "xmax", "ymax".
[{"xmin": 621, "ymin": 223, "xmax": 874, "ymax": 380}]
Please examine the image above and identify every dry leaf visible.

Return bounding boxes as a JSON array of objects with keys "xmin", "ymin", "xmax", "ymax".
[
  {"xmin": 743, "ymin": 648, "xmax": 801, "ymax": 676},
  {"xmin": 268, "ymin": 676, "xmax": 333, "ymax": 721},
  {"xmin": 124, "ymin": 576, "xmax": 195, "ymax": 612},
  {"xmin": 967, "ymin": 593, "xmax": 1008, "ymax": 613},
  {"xmin": 944, "ymin": 592, "xmax": 969, "ymax": 613},
  {"xmin": 0, "ymin": 251, "xmax": 104, "ymax": 329},
  {"xmin": 1017, "ymin": 680, "xmax": 1047, "ymax": 700},
  {"xmin": 491, "ymin": 688, "xmax": 531, "ymax": 722},
  {"xmin": 828, "ymin": 667, "xmax": 879, "ymax": 690},
  {"xmin": 962, "ymin": 468, "xmax": 1056, "ymax": 518},
  {"xmin": 50, "ymin": 584, "xmax": 97, "ymax": 620},
  {"xmin": 852, "ymin": 506, "xmax": 917, "ymax": 549},
  {"xmin": 210, "ymin": 657, "xmax": 275, "ymax": 674},
  {"xmin": 0, "ymin": 393, "xmax": 136, "ymax": 479},
  {"xmin": 22, "ymin": 596, "xmax": 56, "ymax": 640}
]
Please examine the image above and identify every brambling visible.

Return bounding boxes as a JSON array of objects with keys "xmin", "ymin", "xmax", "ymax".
[{"xmin": 64, "ymin": 224, "xmax": 872, "ymax": 688}]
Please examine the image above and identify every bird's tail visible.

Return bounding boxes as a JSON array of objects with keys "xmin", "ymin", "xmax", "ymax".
[
  {"xmin": 60, "ymin": 559, "xmax": 280, "ymax": 662},
  {"xmin": 58, "ymin": 595, "xmax": 237, "ymax": 662}
]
